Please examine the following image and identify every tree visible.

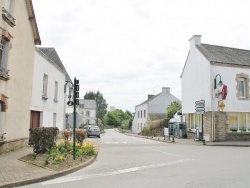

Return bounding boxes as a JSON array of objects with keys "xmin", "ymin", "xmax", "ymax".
[
  {"xmin": 104, "ymin": 108, "xmax": 133, "ymax": 128},
  {"xmin": 84, "ymin": 90, "xmax": 108, "ymax": 125},
  {"xmin": 166, "ymin": 101, "xmax": 181, "ymax": 119}
]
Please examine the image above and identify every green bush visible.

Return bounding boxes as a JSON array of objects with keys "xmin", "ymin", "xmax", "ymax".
[
  {"xmin": 142, "ymin": 126, "xmax": 150, "ymax": 136},
  {"xmin": 29, "ymin": 127, "xmax": 59, "ymax": 154}
]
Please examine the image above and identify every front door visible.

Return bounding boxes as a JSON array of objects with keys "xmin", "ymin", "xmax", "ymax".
[{"xmin": 30, "ymin": 111, "xmax": 40, "ymax": 129}]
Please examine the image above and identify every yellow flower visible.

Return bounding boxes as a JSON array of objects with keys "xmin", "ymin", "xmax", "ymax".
[{"xmin": 59, "ymin": 156, "xmax": 64, "ymax": 161}]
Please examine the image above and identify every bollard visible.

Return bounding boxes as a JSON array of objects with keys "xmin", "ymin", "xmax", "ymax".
[{"xmin": 202, "ymin": 139, "xmax": 206, "ymax": 145}]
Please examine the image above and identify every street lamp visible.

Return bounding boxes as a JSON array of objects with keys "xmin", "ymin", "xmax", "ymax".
[{"xmin": 214, "ymin": 74, "xmax": 223, "ymax": 89}]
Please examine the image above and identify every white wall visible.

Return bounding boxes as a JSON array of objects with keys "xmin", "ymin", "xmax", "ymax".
[
  {"xmin": 132, "ymin": 103, "xmax": 147, "ymax": 133},
  {"xmin": 181, "ymin": 38, "xmax": 211, "ymax": 114},
  {"xmin": 212, "ymin": 65, "xmax": 250, "ymax": 112},
  {"xmin": 30, "ymin": 49, "xmax": 66, "ymax": 131}
]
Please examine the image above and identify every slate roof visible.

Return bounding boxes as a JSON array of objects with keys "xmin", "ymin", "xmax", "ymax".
[
  {"xmin": 79, "ymin": 99, "xmax": 97, "ymax": 109},
  {"xmin": 38, "ymin": 47, "xmax": 72, "ymax": 83},
  {"xmin": 197, "ymin": 43, "xmax": 250, "ymax": 67}
]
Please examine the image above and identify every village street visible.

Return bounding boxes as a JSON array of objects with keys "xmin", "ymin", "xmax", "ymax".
[{"xmin": 22, "ymin": 129, "xmax": 250, "ymax": 188}]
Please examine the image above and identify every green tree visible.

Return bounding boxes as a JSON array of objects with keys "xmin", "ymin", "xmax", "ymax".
[
  {"xmin": 104, "ymin": 108, "xmax": 133, "ymax": 128},
  {"xmin": 166, "ymin": 101, "xmax": 181, "ymax": 119},
  {"xmin": 84, "ymin": 90, "xmax": 108, "ymax": 125}
]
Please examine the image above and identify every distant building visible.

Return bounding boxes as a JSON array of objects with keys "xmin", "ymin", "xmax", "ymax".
[
  {"xmin": 78, "ymin": 99, "xmax": 97, "ymax": 126},
  {"xmin": 132, "ymin": 87, "xmax": 181, "ymax": 134}
]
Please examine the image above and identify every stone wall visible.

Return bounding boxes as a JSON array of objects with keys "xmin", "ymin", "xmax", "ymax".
[{"xmin": 0, "ymin": 138, "xmax": 29, "ymax": 154}]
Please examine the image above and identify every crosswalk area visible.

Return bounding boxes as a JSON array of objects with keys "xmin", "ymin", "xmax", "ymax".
[{"xmin": 102, "ymin": 141, "xmax": 133, "ymax": 145}]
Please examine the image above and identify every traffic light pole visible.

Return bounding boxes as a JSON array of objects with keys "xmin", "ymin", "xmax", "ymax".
[{"xmin": 73, "ymin": 77, "xmax": 79, "ymax": 160}]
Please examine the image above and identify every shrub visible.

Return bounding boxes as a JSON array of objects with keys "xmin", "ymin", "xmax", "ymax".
[
  {"xmin": 141, "ymin": 126, "xmax": 150, "ymax": 136},
  {"xmin": 29, "ymin": 127, "xmax": 59, "ymax": 154},
  {"xmin": 76, "ymin": 129, "xmax": 87, "ymax": 145},
  {"xmin": 62, "ymin": 130, "xmax": 72, "ymax": 141}
]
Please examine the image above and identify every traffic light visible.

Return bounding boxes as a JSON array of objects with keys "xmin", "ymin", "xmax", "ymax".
[{"xmin": 74, "ymin": 78, "xmax": 79, "ymax": 105}]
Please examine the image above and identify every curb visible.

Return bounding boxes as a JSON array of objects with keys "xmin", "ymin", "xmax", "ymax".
[{"xmin": 0, "ymin": 145, "xmax": 100, "ymax": 188}]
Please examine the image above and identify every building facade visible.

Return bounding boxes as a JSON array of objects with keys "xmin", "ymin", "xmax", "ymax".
[
  {"xmin": 0, "ymin": 0, "xmax": 41, "ymax": 153},
  {"xmin": 181, "ymin": 35, "xmax": 250, "ymax": 142},
  {"xmin": 132, "ymin": 87, "xmax": 181, "ymax": 134},
  {"xmin": 30, "ymin": 47, "xmax": 70, "ymax": 131},
  {"xmin": 78, "ymin": 99, "xmax": 97, "ymax": 126}
]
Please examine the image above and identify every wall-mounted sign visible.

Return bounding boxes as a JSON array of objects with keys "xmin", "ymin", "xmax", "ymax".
[
  {"xmin": 221, "ymin": 85, "xmax": 228, "ymax": 100},
  {"xmin": 219, "ymin": 101, "xmax": 225, "ymax": 111}
]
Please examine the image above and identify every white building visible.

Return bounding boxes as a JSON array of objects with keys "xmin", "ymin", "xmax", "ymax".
[
  {"xmin": 132, "ymin": 87, "xmax": 181, "ymax": 134},
  {"xmin": 181, "ymin": 35, "xmax": 250, "ymax": 142},
  {"xmin": 30, "ymin": 47, "xmax": 72, "ymax": 131},
  {"xmin": 78, "ymin": 99, "xmax": 97, "ymax": 126}
]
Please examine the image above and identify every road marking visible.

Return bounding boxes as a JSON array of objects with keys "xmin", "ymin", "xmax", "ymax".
[
  {"xmin": 144, "ymin": 147, "xmax": 192, "ymax": 159},
  {"xmin": 42, "ymin": 158, "xmax": 193, "ymax": 185}
]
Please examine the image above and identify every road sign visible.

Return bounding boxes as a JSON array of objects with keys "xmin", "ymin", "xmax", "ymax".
[
  {"xmin": 219, "ymin": 101, "xmax": 225, "ymax": 111},
  {"xmin": 68, "ymin": 112, "xmax": 82, "ymax": 128},
  {"xmin": 195, "ymin": 100, "xmax": 205, "ymax": 114}
]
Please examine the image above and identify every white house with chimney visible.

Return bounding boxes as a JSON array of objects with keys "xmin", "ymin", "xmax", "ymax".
[
  {"xmin": 132, "ymin": 87, "xmax": 181, "ymax": 134},
  {"xmin": 181, "ymin": 35, "xmax": 250, "ymax": 142}
]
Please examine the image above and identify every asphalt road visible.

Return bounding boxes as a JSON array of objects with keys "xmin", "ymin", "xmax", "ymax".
[{"xmin": 22, "ymin": 129, "xmax": 250, "ymax": 188}]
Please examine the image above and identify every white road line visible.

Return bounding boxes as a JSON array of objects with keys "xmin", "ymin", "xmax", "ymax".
[
  {"xmin": 144, "ymin": 147, "xmax": 192, "ymax": 159},
  {"xmin": 42, "ymin": 158, "xmax": 193, "ymax": 186}
]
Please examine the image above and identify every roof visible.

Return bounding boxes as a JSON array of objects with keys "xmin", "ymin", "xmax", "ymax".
[
  {"xmin": 38, "ymin": 47, "xmax": 72, "ymax": 83},
  {"xmin": 79, "ymin": 99, "xmax": 97, "ymax": 109},
  {"xmin": 136, "ymin": 93, "xmax": 160, "ymax": 107},
  {"xmin": 197, "ymin": 43, "xmax": 250, "ymax": 67},
  {"xmin": 25, "ymin": 0, "xmax": 41, "ymax": 45}
]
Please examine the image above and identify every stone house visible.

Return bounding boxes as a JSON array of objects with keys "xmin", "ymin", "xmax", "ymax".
[
  {"xmin": 181, "ymin": 35, "xmax": 250, "ymax": 142},
  {"xmin": 30, "ymin": 47, "xmax": 72, "ymax": 131},
  {"xmin": 0, "ymin": 0, "xmax": 41, "ymax": 153},
  {"xmin": 132, "ymin": 87, "xmax": 181, "ymax": 134}
]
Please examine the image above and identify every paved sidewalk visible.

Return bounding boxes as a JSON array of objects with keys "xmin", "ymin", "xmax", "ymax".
[
  {"xmin": 0, "ymin": 140, "xmax": 99, "ymax": 188},
  {"xmin": 123, "ymin": 132, "xmax": 250, "ymax": 147}
]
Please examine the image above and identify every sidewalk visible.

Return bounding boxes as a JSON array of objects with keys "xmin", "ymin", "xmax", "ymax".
[
  {"xmin": 123, "ymin": 132, "xmax": 250, "ymax": 147},
  {"xmin": 0, "ymin": 140, "xmax": 99, "ymax": 188},
  {"xmin": 1, "ymin": 133, "xmax": 249, "ymax": 188}
]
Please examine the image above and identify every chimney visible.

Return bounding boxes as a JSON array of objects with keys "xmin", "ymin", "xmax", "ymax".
[
  {"xmin": 162, "ymin": 87, "xmax": 170, "ymax": 94},
  {"xmin": 148, "ymin": 95, "xmax": 154, "ymax": 99},
  {"xmin": 189, "ymin": 35, "xmax": 201, "ymax": 48}
]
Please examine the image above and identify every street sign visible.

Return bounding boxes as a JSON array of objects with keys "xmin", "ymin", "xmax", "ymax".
[
  {"xmin": 219, "ymin": 101, "xmax": 225, "ymax": 111},
  {"xmin": 68, "ymin": 112, "xmax": 82, "ymax": 128},
  {"xmin": 195, "ymin": 100, "xmax": 205, "ymax": 114}
]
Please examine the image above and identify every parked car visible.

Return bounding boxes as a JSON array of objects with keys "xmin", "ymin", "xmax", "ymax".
[{"xmin": 84, "ymin": 125, "xmax": 100, "ymax": 138}]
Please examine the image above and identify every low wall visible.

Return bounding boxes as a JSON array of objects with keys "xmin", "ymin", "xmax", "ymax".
[{"xmin": 0, "ymin": 137, "xmax": 29, "ymax": 154}]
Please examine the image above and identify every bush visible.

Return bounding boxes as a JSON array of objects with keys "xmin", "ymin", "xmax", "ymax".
[
  {"xmin": 141, "ymin": 126, "xmax": 150, "ymax": 136},
  {"xmin": 29, "ymin": 127, "xmax": 59, "ymax": 154},
  {"xmin": 62, "ymin": 130, "xmax": 72, "ymax": 141},
  {"xmin": 76, "ymin": 129, "xmax": 87, "ymax": 145}
]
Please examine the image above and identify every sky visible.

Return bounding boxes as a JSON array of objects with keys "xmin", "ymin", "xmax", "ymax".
[{"xmin": 32, "ymin": 0, "xmax": 250, "ymax": 112}]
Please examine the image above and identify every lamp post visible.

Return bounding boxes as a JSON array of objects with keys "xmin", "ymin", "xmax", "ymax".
[{"xmin": 214, "ymin": 74, "xmax": 223, "ymax": 89}]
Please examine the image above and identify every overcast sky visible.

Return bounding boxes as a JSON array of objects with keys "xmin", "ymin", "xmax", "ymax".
[{"xmin": 32, "ymin": 0, "xmax": 250, "ymax": 112}]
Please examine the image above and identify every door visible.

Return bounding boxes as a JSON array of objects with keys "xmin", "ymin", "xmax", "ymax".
[{"xmin": 30, "ymin": 111, "xmax": 40, "ymax": 129}]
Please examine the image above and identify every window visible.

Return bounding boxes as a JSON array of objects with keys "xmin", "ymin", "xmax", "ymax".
[
  {"xmin": 138, "ymin": 111, "xmax": 139, "ymax": 118},
  {"xmin": 189, "ymin": 113, "xmax": 202, "ymax": 130},
  {"xmin": 53, "ymin": 113, "xmax": 57, "ymax": 127},
  {"xmin": 42, "ymin": 74, "xmax": 48, "ymax": 99},
  {"xmin": 54, "ymin": 81, "xmax": 58, "ymax": 102},
  {"xmin": 144, "ymin": 110, "xmax": 146, "ymax": 117},
  {"xmin": 228, "ymin": 113, "xmax": 250, "ymax": 132},
  {"xmin": 86, "ymin": 111, "xmax": 90, "ymax": 117},
  {"xmin": 0, "ymin": 37, "xmax": 10, "ymax": 80},
  {"xmin": 3, "ymin": 0, "xmax": 16, "ymax": 27},
  {"xmin": 236, "ymin": 73, "xmax": 249, "ymax": 100},
  {"xmin": 141, "ymin": 110, "xmax": 142, "ymax": 118},
  {"xmin": 239, "ymin": 78, "xmax": 246, "ymax": 98}
]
